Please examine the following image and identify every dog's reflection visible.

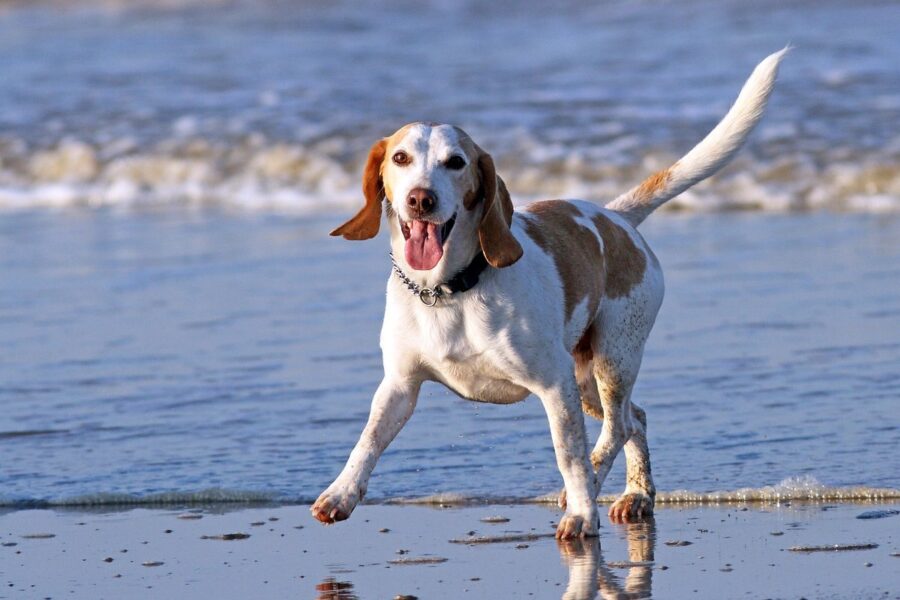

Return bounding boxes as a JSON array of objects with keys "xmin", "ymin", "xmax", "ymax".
[
  {"xmin": 559, "ymin": 518, "xmax": 656, "ymax": 600},
  {"xmin": 313, "ymin": 519, "xmax": 656, "ymax": 600},
  {"xmin": 315, "ymin": 577, "xmax": 358, "ymax": 600}
]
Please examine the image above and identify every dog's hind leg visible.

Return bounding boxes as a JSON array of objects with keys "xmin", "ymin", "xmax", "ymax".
[
  {"xmin": 589, "ymin": 360, "xmax": 636, "ymax": 491},
  {"xmin": 591, "ymin": 355, "xmax": 656, "ymax": 522},
  {"xmin": 611, "ymin": 399, "xmax": 656, "ymax": 522},
  {"xmin": 591, "ymin": 302, "xmax": 659, "ymax": 522}
]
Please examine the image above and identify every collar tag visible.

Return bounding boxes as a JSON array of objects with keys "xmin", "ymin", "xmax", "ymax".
[{"xmin": 418, "ymin": 288, "xmax": 438, "ymax": 306}]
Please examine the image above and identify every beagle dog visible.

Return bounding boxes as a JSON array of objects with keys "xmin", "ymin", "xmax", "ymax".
[{"xmin": 312, "ymin": 50, "xmax": 786, "ymax": 538}]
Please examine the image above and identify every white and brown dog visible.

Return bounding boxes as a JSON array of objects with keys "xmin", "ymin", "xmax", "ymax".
[{"xmin": 312, "ymin": 50, "xmax": 786, "ymax": 538}]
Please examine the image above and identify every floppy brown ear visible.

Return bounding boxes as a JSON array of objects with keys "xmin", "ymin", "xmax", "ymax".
[
  {"xmin": 331, "ymin": 139, "xmax": 387, "ymax": 240},
  {"xmin": 476, "ymin": 151, "xmax": 523, "ymax": 268}
]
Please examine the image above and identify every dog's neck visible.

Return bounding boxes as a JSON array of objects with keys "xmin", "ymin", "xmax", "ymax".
[{"xmin": 388, "ymin": 216, "xmax": 482, "ymax": 291}]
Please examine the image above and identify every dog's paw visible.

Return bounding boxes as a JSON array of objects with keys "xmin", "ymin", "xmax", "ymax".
[
  {"xmin": 555, "ymin": 509, "xmax": 599, "ymax": 540},
  {"xmin": 310, "ymin": 486, "xmax": 360, "ymax": 524},
  {"xmin": 608, "ymin": 492, "xmax": 654, "ymax": 523}
]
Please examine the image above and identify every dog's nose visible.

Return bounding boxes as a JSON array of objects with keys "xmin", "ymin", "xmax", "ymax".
[{"xmin": 406, "ymin": 188, "xmax": 436, "ymax": 216}]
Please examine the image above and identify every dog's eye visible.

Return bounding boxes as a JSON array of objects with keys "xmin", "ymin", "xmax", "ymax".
[
  {"xmin": 392, "ymin": 151, "xmax": 410, "ymax": 166},
  {"xmin": 445, "ymin": 155, "xmax": 466, "ymax": 170}
]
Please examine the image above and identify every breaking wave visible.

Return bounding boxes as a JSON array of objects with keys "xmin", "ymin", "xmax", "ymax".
[
  {"xmin": 2, "ymin": 477, "xmax": 896, "ymax": 510},
  {"xmin": 390, "ymin": 477, "xmax": 900, "ymax": 506},
  {"xmin": 3, "ymin": 135, "xmax": 900, "ymax": 213}
]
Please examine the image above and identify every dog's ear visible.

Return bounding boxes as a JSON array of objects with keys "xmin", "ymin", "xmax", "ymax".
[
  {"xmin": 475, "ymin": 150, "xmax": 523, "ymax": 268},
  {"xmin": 331, "ymin": 139, "xmax": 387, "ymax": 240}
]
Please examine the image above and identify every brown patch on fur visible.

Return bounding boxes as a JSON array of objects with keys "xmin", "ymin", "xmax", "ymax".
[
  {"xmin": 592, "ymin": 214, "xmax": 647, "ymax": 298},
  {"xmin": 449, "ymin": 127, "xmax": 522, "ymax": 268},
  {"xmin": 523, "ymin": 200, "xmax": 605, "ymax": 322},
  {"xmin": 574, "ymin": 323, "xmax": 604, "ymax": 420},
  {"xmin": 634, "ymin": 166, "xmax": 672, "ymax": 201},
  {"xmin": 475, "ymin": 151, "xmax": 523, "ymax": 268},
  {"xmin": 462, "ymin": 187, "xmax": 479, "ymax": 211},
  {"xmin": 331, "ymin": 138, "xmax": 388, "ymax": 240},
  {"xmin": 573, "ymin": 322, "xmax": 595, "ymax": 364}
]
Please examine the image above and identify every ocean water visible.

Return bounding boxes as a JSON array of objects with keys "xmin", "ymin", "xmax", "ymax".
[
  {"xmin": 0, "ymin": 0, "xmax": 898, "ymax": 508},
  {"xmin": 1, "ymin": 211, "xmax": 898, "ymax": 506},
  {"xmin": 0, "ymin": 0, "xmax": 899, "ymax": 212}
]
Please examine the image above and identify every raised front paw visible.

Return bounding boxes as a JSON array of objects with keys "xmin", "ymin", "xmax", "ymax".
[
  {"xmin": 608, "ymin": 492, "xmax": 654, "ymax": 523},
  {"xmin": 311, "ymin": 486, "xmax": 361, "ymax": 524},
  {"xmin": 555, "ymin": 508, "xmax": 599, "ymax": 539}
]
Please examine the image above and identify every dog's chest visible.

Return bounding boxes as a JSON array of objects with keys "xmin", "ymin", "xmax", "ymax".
[
  {"xmin": 410, "ymin": 304, "xmax": 530, "ymax": 404},
  {"xmin": 432, "ymin": 353, "xmax": 530, "ymax": 405}
]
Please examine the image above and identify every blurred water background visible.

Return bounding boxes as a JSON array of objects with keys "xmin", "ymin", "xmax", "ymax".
[
  {"xmin": 1, "ymin": 0, "xmax": 899, "ymax": 213},
  {"xmin": 0, "ymin": 0, "xmax": 898, "ymax": 506}
]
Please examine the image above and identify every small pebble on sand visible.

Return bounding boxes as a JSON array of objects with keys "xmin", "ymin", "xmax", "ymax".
[
  {"xmin": 480, "ymin": 516, "xmax": 510, "ymax": 524},
  {"xmin": 788, "ymin": 543, "xmax": 878, "ymax": 553},
  {"xmin": 394, "ymin": 595, "xmax": 418, "ymax": 600},
  {"xmin": 103, "ymin": 557, "xmax": 113, "ymax": 563},
  {"xmin": 608, "ymin": 561, "xmax": 654, "ymax": 569},
  {"xmin": 856, "ymin": 510, "xmax": 899, "ymax": 520},
  {"xmin": 450, "ymin": 533, "xmax": 554, "ymax": 545},
  {"xmin": 379, "ymin": 528, "xmax": 390, "ymax": 533},
  {"xmin": 664, "ymin": 540, "xmax": 692, "ymax": 547},
  {"xmin": 770, "ymin": 531, "xmax": 784, "ymax": 536},
  {"xmin": 142, "ymin": 561, "xmax": 164, "ymax": 567},
  {"xmin": 21, "ymin": 534, "xmax": 55, "ymax": 539},
  {"xmin": 388, "ymin": 557, "xmax": 448, "ymax": 565},
  {"xmin": 201, "ymin": 533, "xmax": 251, "ymax": 541}
]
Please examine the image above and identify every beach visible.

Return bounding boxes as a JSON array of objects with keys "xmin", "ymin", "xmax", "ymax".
[
  {"xmin": 2, "ymin": 502, "xmax": 898, "ymax": 599},
  {"xmin": 2, "ymin": 1, "xmax": 900, "ymax": 598},
  {"xmin": 2, "ymin": 209, "xmax": 899, "ymax": 598}
]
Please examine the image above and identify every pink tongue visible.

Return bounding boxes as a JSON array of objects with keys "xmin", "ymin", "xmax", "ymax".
[{"xmin": 404, "ymin": 220, "xmax": 443, "ymax": 271}]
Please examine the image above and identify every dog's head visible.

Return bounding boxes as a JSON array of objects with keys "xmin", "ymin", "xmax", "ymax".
[{"xmin": 331, "ymin": 122, "xmax": 523, "ymax": 272}]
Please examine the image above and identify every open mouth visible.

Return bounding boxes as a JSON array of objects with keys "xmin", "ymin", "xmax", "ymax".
[{"xmin": 399, "ymin": 213, "xmax": 456, "ymax": 271}]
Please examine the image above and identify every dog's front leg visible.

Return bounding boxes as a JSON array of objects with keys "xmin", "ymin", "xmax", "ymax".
[
  {"xmin": 536, "ymin": 374, "xmax": 599, "ymax": 539},
  {"xmin": 311, "ymin": 376, "xmax": 420, "ymax": 524}
]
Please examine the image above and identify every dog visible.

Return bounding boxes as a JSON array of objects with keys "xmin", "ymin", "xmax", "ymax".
[{"xmin": 312, "ymin": 50, "xmax": 786, "ymax": 538}]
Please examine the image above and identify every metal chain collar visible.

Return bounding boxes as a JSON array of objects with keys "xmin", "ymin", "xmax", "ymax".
[{"xmin": 389, "ymin": 253, "xmax": 447, "ymax": 306}]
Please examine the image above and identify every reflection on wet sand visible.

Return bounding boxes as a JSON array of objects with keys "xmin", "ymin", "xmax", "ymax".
[
  {"xmin": 560, "ymin": 519, "xmax": 656, "ymax": 600},
  {"xmin": 315, "ymin": 577, "xmax": 358, "ymax": 600},
  {"xmin": 313, "ymin": 518, "xmax": 656, "ymax": 600}
]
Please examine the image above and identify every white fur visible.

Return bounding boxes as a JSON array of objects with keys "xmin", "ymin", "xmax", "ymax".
[
  {"xmin": 607, "ymin": 48, "xmax": 789, "ymax": 225},
  {"xmin": 313, "ymin": 52, "xmax": 784, "ymax": 537}
]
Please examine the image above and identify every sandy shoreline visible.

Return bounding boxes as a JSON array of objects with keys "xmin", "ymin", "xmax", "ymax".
[{"xmin": 1, "ymin": 502, "xmax": 896, "ymax": 599}]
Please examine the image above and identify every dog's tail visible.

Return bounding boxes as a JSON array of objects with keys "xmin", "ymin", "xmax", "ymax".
[{"xmin": 606, "ymin": 48, "xmax": 789, "ymax": 227}]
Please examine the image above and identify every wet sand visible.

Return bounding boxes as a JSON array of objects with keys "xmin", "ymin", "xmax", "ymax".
[{"xmin": 1, "ymin": 502, "xmax": 897, "ymax": 599}]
